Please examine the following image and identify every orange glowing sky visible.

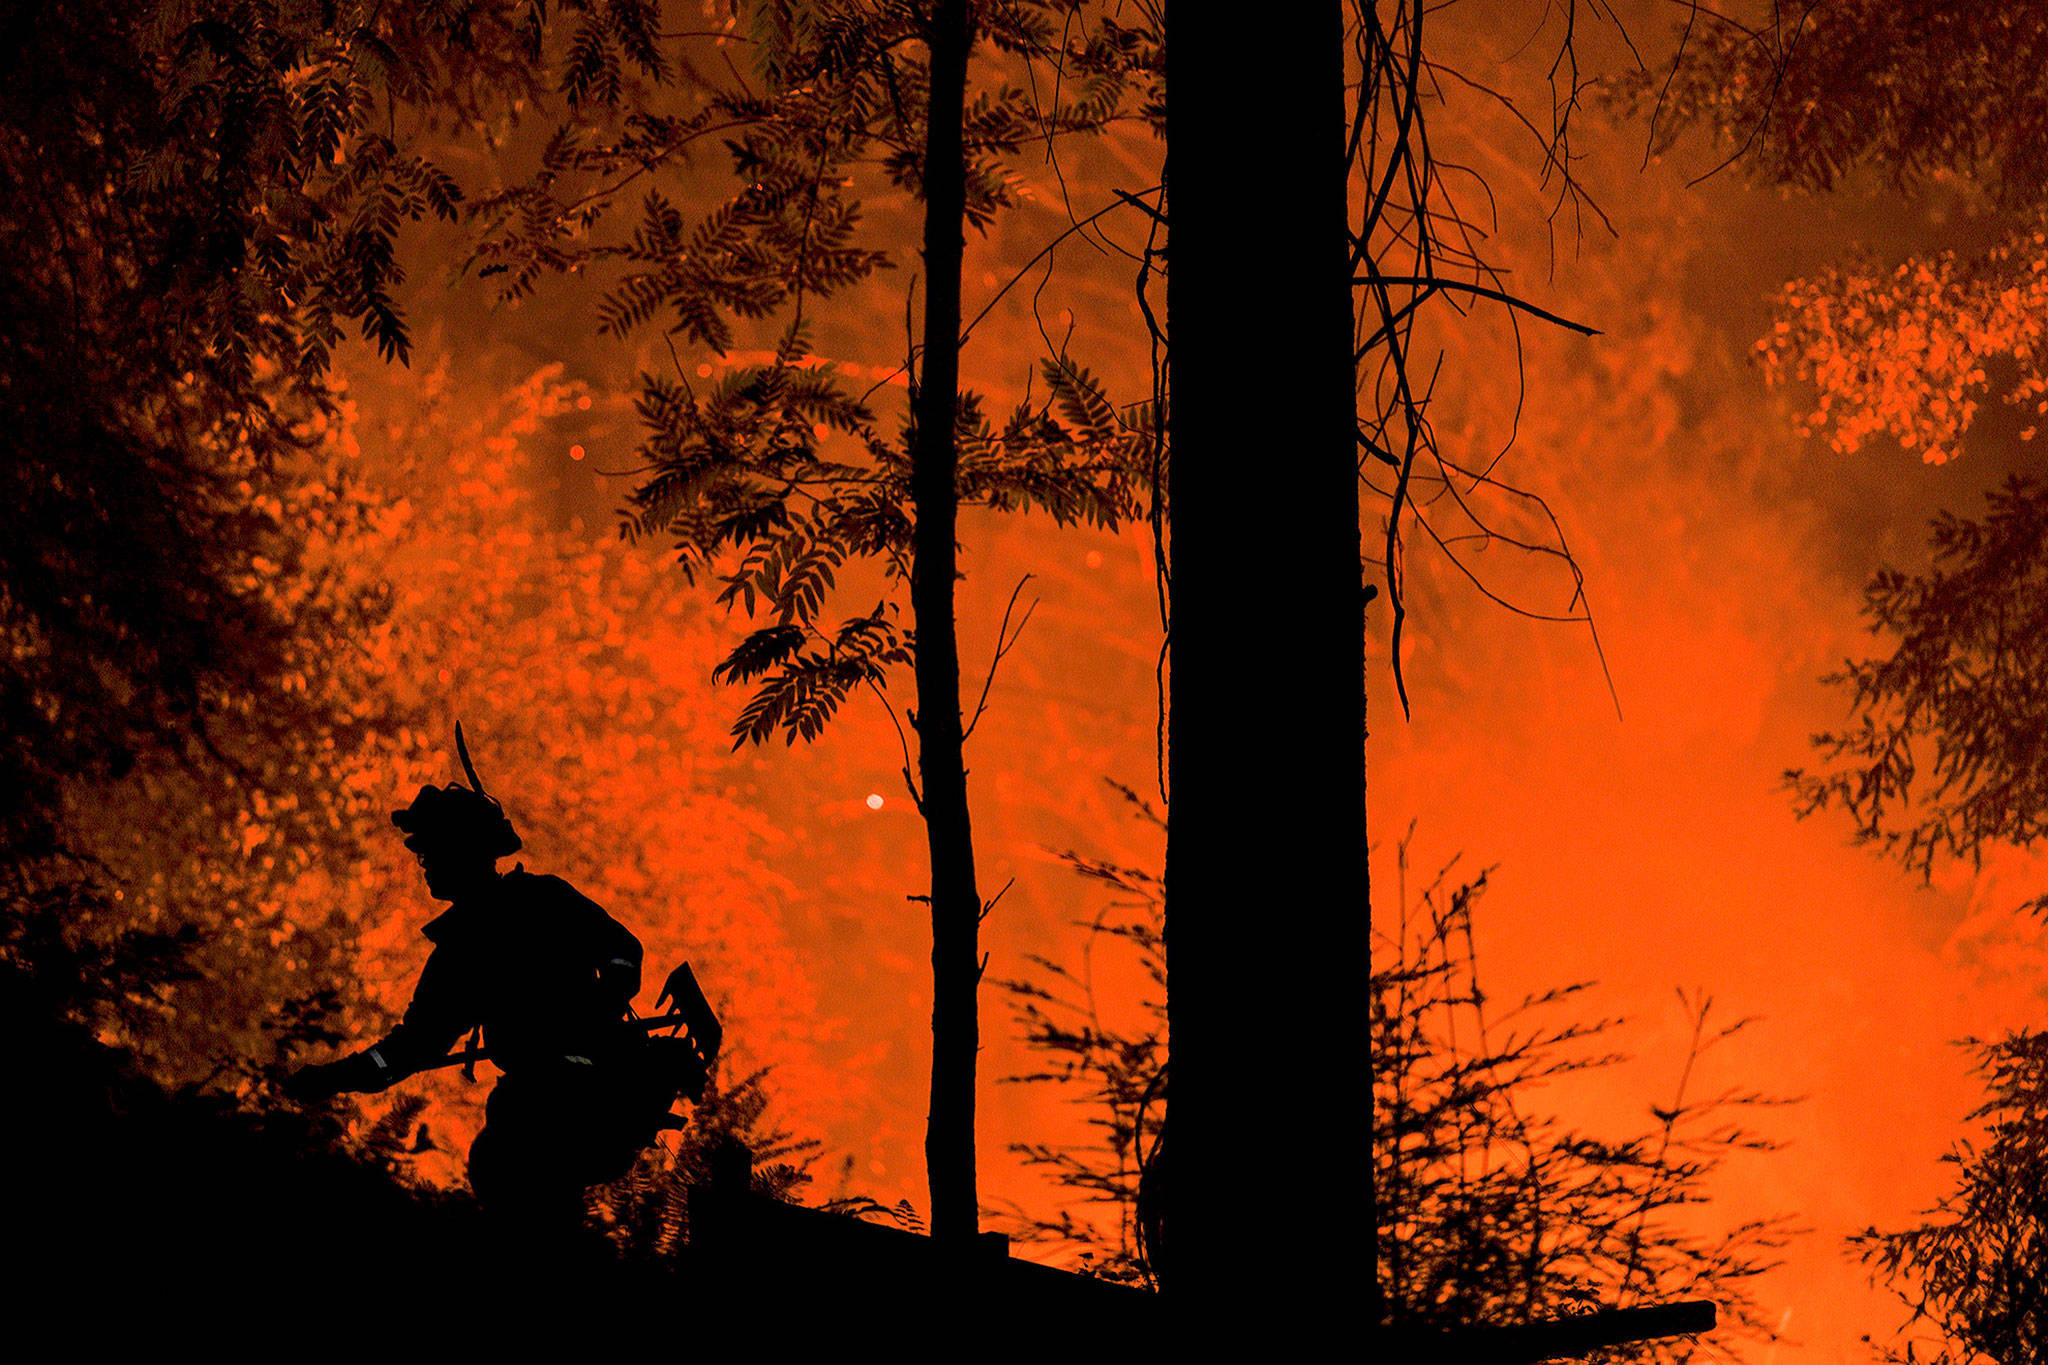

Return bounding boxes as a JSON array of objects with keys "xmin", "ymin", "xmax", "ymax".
[{"xmin": 306, "ymin": 12, "xmax": 2048, "ymax": 1361}]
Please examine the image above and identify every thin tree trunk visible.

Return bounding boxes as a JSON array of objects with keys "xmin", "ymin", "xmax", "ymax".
[
  {"xmin": 912, "ymin": 0, "xmax": 980, "ymax": 1243},
  {"xmin": 1165, "ymin": 0, "xmax": 1363, "ymax": 1339}
]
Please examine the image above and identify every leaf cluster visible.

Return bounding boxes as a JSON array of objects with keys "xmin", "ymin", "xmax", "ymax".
[
  {"xmin": 1789, "ymin": 476, "xmax": 2048, "ymax": 896},
  {"xmin": 468, "ymin": 0, "xmax": 1150, "ymax": 335},
  {"xmin": 1749, "ymin": 241, "xmax": 2048, "ymax": 466},
  {"xmin": 459, "ymin": 3, "xmax": 1158, "ymax": 753},
  {"xmin": 0, "ymin": 0, "xmax": 561, "ymax": 869},
  {"xmin": 594, "ymin": 179, "xmax": 890, "ymax": 351},
  {"xmin": 1624, "ymin": 1, "xmax": 2048, "ymax": 211},
  {"xmin": 1620, "ymin": 3, "xmax": 2048, "ymax": 462},
  {"xmin": 1853, "ymin": 1031, "xmax": 2048, "ymax": 1365},
  {"xmin": 133, "ymin": 1, "xmax": 552, "ymax": 379},
  {"xmin": 624, "ymin": 343, "xmax": 1146, "ymax": 748}
]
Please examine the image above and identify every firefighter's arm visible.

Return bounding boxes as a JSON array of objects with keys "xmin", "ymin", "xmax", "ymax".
[
  {"xmin": 588, "ymin": 896, "xmax": 643, "ymax": 1011},
  {"xmin": 284, "ymin": 949, "xmax": 473, "ymax": 1101},
  {"xmin": 281, "ymin": 1047, "xmax": 395, "ymax": 1102}
]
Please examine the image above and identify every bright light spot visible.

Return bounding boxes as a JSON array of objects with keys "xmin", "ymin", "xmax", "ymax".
[
  {"xmin": 570, "ymin": 444, "xmax": 586, "ymax": 461},
  {"xmin": 697, "ymin": 363, "xmax": 714, "ymax": 378},
  {"xmin": 813, "ymin": 423, "xmax": 830, "ymax": 441},
  {"xmin": 1084, "ymin": 549, "xmax": 1103, "ymax": 569},
  {"xmin": 865, "ymin": 793, "xmax": 884, "ymax": 810},
  {"xmin": 437, "ymin": 667, "xmax": 453, "ymax": 684},
  {"xmin": 576, "ymin": 395, "xmax": 593, "ymax": 411}
]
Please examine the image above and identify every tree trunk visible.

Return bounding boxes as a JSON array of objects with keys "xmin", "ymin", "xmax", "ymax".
[
  {"xmin": 912, "ymin": 0, "xmax": 981, "ymax": 1243},
  {"xmin": 1164, "ymin": 0, "xmax": 1364, "ymax": 1339}
]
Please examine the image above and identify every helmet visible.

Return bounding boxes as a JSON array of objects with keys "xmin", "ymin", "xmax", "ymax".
[
  {"xmin": 391, "ymin": 723, "xmax": 522, "ymax": 859},
  {"xmin": 391, "ymin": 783, "xmax": 522, "ymax": 858}
]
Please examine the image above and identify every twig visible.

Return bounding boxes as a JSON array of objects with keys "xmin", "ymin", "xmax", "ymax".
[{"xmin": 963, "ymin": 575, "xmax": 1038, "ymax": 742}]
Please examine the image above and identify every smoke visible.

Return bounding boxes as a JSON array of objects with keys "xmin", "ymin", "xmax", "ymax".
[{"xmin": 1366, "ymin": 43, "xmax": 2048, "ymax": 1358}]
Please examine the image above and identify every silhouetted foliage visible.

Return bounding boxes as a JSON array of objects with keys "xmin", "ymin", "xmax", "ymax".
[
  {"xmin": 996, "ymin": 784, "xmax": 1165, "ymax": 1288},
  {"xmin": 625, "ymin": 351, "xmax": 1145, "ymax": 753},
  {"xmin": 1001, "ymin": 811, "xmax": 1792, "ymax": 1351},
  {"xmin": 1376, "ymin": 851, "xmax": 1792, "ymax": 1360},
  {"xmin": 0, "ymin": 2, "xmax": 561, "ymax": 869},
  {"xmin": 591, "ymin": 1064, "xmax": 858, "ymax": 1260},
  {"xmin": 470, "ymin": 2, "xmax": 1157, "ymax": 751},
  {"xmin": 1851, "ymin": 1032, "xmax": 2048, "ymax": 1365},
  {"xmin": 1626, "ymin": 1, "xmax": 2048, "ymax": 464},
  {"xmin": 1784, "ymin": 479, "xmax": 2048, "ymax": 1360},
  {"xmin": 1789, "ymin": 478, "xmax": 2048, "ymax": 897},
  {"xmin": 0, "ymin": 0, "xmax": 593, "ymax": 1120},
  {"xmin": 1631, "ymin": 2, "xmax": 2048, "ymax": 207},
  {"xmin": 1626, "ymin": 12, "xmax": 2048, "ymax": 1356}
]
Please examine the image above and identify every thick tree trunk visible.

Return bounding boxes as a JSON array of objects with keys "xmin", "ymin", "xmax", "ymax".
[
  {"xmin": 912, "ymin": 0, "xmax": 981, "ymax": 1243},
  {"xmin": 1165, "ymin": 0, "xmax": 1364, "ymax": 1339}
]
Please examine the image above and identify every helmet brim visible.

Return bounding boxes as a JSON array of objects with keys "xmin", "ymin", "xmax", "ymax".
[{"xmin": 390, "ymin": 783, "xmax": 523, "ymax": 859}]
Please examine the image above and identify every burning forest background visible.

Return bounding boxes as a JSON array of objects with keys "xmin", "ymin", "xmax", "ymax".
[{"xmin": 8, "ymin": 2, "xmax": 2048, "ymax": 1360}]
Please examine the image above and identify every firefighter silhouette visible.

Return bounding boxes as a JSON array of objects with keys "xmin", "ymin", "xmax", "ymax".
[{"xmin": 285, "ymin": 726, "xmax": 704, "ymax": 1230}]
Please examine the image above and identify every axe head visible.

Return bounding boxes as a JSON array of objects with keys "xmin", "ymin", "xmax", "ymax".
[{"xmin": 655, "ymin": 961, "xmax": 723, "ymax": 1066}]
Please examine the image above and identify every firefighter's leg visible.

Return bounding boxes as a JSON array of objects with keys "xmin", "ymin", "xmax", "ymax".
[{"xmin": 468, "ymin": 1076, "xmax": 588, "ymax": 1236}]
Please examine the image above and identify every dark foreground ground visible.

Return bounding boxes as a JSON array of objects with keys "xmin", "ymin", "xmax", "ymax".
[{"xmin": 8, "ymin": 990, "xmax": 1163, "ymax": 1357}]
